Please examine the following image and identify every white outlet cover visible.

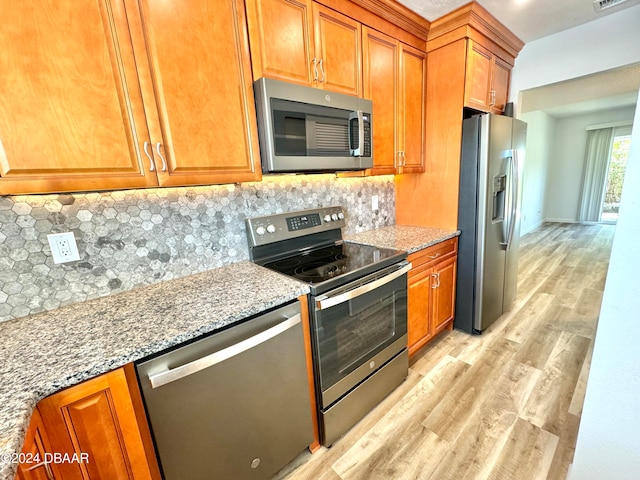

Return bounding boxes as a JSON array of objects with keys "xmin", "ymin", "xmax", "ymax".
[
  {"xmin": 372, "ymin": 195, "xmax": 379, "ymax": 211},
  {"xmin": 47, "ymin": 232, "xmax": 81, "ymax": 264}
]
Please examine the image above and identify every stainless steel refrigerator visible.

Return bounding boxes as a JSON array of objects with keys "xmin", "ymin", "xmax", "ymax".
[{"xmin": 455, "ymin": 113, "xmax": 527, "ymax": 334}]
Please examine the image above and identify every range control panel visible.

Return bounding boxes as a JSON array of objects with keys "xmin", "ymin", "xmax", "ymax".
[{"xmin": 246, "ymin": 206, "xmax": 345, "ymax": 248}]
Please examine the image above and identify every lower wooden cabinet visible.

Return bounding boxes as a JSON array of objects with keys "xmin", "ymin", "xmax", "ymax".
[
  {"xmin": 407, "ymin": 237, "xmax": 458, "ymax": 356},
  {"xmin": 15, "ymin": 407, "xmax": 60, "ymax": 480},
  {"xmin": 18, "ymin": 364, "xmax": 160, "ymax": 480}
]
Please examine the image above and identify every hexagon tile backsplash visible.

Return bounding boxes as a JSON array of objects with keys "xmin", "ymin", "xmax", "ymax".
[{"xmin": 0, "ymin": 175, "xmax": 395, "ymax": 322}]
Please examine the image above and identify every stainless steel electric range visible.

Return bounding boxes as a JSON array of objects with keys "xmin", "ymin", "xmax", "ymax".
[{"xmin": 246, "ymin": 206, "xmax": 410, "ymax": 446}]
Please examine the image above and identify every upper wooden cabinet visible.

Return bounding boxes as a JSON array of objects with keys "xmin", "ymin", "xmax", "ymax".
[
  {"xmin": 395, "ymin": 2, "xmax": 523, "ymax": 230},
  {"xmin": 0, "ymin": 0, "xmax": 261, "ymax": 195},
  {"xmin": 0, "ymin": 1, "xmax": 157, "ymax": 195},
  {"xmin": 136, "ymin": 0, "xmax": 261, "ymax": 187},
  {"xmin": 246, "ymin": 0, "xmax": 362, "ymax": 96},
  {"xmin": 399, "ymin": 44, "xmax": 427, "ymax": 173},
  {"xmin": 464, "ymin": 40, "xmax": 511, "ymax": 114},
  {"xmin": 357, "ymin": 27, "xmax": 425, "ymax": 176}
]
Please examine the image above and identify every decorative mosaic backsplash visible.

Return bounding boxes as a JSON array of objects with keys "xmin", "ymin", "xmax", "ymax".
[{"xmin": 0, "ymin": 175, "xmax": 394, "ymax": 322}]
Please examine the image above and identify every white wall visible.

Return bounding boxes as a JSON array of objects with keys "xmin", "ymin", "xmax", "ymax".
[
  {"xmin": 510, "ymin": 4, "xmax": 640, "ymax": 102},
  {"xmin": 569, "ymin": 88, "xmax": 640, "ymax": 480},
  {"xmin": 544, "ymin": 107, "xmax": 636, "ymax": 223},
  {"xmin": 510, "ymin": 3, "xmax": 640, "ymax": 230},
  {"xmin": 519, "ymin": 111, "xmax": 555, "ymax": 234}
]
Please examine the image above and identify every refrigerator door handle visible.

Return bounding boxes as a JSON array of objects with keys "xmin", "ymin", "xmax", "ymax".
[{"xmin": 505, "ymin": 151, "xmax": 519, "ymax": 250}]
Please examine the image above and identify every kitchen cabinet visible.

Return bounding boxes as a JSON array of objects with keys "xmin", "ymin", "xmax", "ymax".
[
  {"xmin": 29, "ymin": 364, "xmax": 160, "ymax": 480},
  {"xmin": 395, "ymin": 2, "xmax": 523, "ymax": 230},
  {"xmin": 464, "ymin": 40, "xmax": 511, "ymax": 114},
  {"xmin": 407, "ymin": 238, "xmax": 458, "ymax": 356},
  {"xmin": 0, "ymin": 0, "xmax": 261, "ymax": 196},
  {"xmin": 246, "ymin": 0, "xmax": 362, "ymax": 96},
  {"xmin": 350, "ymin": 27, "xmax": 425, "ymax": 176},
  {"xmin": 15, "ymin": 408, "xmax": 60, "ymax": 480}
]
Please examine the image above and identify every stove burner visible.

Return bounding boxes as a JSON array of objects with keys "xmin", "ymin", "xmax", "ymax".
[
  {"xmin": 272, "ymin": 258, "xmax": 301, "ymax": 269},
  {"xmin": 309, "ymin": 249, "xmax": 337, "ymax": 259},
  {"xmin": 294, "ymin": 260, "xmax": 347, "ymax": 282}
]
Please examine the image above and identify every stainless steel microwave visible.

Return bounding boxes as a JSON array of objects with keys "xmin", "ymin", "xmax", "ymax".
[{"xmin": 253, "ymin": 78, "xmax": 373, "ymax": 173}]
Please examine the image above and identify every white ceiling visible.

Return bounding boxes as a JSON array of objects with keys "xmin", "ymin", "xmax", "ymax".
[{"xmin": 398, "ymin": 0, "xmax": 640, "ymax": 42}]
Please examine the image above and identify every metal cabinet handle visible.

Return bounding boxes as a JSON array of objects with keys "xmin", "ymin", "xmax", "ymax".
[
  {"xmin": 316, "ymin": 262, "xmax": 412, "ymax": 310},
  {"xmin": 143, "ymin": 141, "xmax": 155, "ymax": 172},
  {"xmin": 428, "ymin": 252, "xmax": 441, "ymax": 259},
  {"xmin": 402, "ymin": 151, "xmax": 406, "ymax": 166},
  {"xmin": 431, "ymin": 272, "xmax": 440, "ymax": 289},
  {"xmin": 27, "ymin": 459, "xmax": 54, "ymax": 480},
  {"xmin": 155, "ymin": 142, "xmax": 167, "ymax": 172},
  {"xmin": 318, "ymin": 58, "xmax": 325, "ymax": 82},
  {"xmin": 312, "ymin": 58, "xmax": 319, "ymax": 81},
  {"xmin": 148, "ymin": 314, "xmax": 301, "ymax": 388}
]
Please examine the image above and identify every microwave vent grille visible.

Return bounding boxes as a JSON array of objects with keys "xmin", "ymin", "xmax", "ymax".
[{"xmin": 315, "ymin": 123, "xmax": 349, "ymax": 151}]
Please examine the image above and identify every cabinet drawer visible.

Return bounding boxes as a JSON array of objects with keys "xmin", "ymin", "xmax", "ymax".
[{"xmin": 408, "ymin": 237, "xmax": 458, "ymax": 270}]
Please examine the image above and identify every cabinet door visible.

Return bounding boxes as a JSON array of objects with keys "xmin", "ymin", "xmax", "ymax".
[
  {"xmin": 16, "ymin": 408, "xmax": 60, "ymax": 480},
  {"xmin": 37, "ymin": 365, "xmax": 160, "ymax": 480},
  {"xmin": 432, "ymin": 256, "xmax": 457, "ymax": 334},
  {"xmin": 407, "ymin": 266, "xmax": 433, "ymax": 356},
  {"xmin": 313, "ymin": 3, "xmax": 362, "ymax": 96},
  {"xmin": 464, "ymin": 40, "xmax": 492, "ymax": 112},
  {"xmin": 362, "ymin": 27, "xmax": 398, "ymax": 175},
  {"xmin": 0, "ymin": 0, "xmax": 156, "ymax": 195},
  {"xmin": 137, "ymin": 0, "xmax": 261, "ymax": 186},
  {"xmin": 399, "ymin": 44, "xmax": 426, "ymax": 173},
  {"xmin": 245, "ymin": 0, "xmax": 314, "ymax": 85},
  {"xmin": 491, "ymin": 56, "xmax": 511, "ymax": 113}
]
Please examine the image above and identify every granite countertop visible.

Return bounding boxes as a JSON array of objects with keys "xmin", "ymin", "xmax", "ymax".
[
  {"xmin": 345, "ymin": 224, "xmax": 460, "ymax": 254},
  {"xmin": 0, "ymin": 261, "xmax": 309, "ymax": 480}
]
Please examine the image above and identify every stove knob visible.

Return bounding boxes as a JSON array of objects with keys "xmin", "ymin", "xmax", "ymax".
[
  {"xmin": 255, "ymin": 226, "xmax": 266, "ymax": 236},
  {"xmin": 324, "ymin": 215, "xmax": 332, "ymax": 222},
  {"xmin": 337, "ymin": 212, "xmax": 344, "ymax": 220},
  {"xmin": 331, "ymin": 213, "xmax": 338, "ymax": 221},
  {"xmin": 266, "ymin": 224, "xmax": 276, "ymax": 234}
]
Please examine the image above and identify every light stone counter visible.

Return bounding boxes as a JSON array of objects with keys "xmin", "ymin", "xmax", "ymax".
[
  {"xmin": 345, "ymin": 225, "xmax": 460, "ymax": 254},
  {"xmin": 0, "ymin": 261, "xmax": 309, "ymax": 480}
]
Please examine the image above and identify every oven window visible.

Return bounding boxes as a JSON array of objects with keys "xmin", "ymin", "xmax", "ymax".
[{"xmin": 313, "ymin": 275, "xmax": 407, "ymax": 392}]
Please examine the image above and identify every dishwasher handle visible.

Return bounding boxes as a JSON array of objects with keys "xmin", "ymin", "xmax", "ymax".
[{"xmin": 148, "ymin": 313, "xmax": 301, "ymax": 389}]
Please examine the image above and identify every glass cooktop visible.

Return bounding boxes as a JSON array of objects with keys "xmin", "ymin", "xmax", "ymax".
[{"xmin": 261, "ymin": 241, "xmax": 405, "ymax": 285}]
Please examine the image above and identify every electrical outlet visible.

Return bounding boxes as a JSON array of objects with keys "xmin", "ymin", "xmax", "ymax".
[
  {"xmin": 47, "ymin": 232, "xmax": 80, "ymax": 264},
  {"xmin": 372, "ymin": 195, "xmax": 379, "ymax": 212}
]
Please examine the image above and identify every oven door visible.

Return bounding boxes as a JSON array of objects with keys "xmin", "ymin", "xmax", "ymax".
[{"xmin": 312, "ymin": 261, "xmax": 410, "ymax": 409}]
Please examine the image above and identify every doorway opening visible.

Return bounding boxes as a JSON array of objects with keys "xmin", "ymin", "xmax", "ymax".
[{"xmin": 601, "ymin": 133, "xmax": 632, "ymax": 223}]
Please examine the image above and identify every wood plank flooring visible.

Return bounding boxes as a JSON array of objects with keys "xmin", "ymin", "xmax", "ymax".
[{"xmin": 274, "ymin": 222, "xmax": 615, "ymax": 480}]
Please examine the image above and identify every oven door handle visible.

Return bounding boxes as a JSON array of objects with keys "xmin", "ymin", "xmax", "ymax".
[{"xmin": 315, "ymin": 261, "xmax": 412, "ymax": 310}]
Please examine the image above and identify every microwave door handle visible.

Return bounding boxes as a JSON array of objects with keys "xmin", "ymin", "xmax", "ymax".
[
  {"xmin": 315, "ymin": 262, "xmax": 412, "ymax": 310},
  {"xmin": 349, "ymin": 110, "xmax": 365, "ymax": 156}
]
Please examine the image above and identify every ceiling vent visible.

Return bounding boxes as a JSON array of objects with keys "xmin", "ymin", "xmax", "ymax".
[{"xmin": 593, "ymin": 0, "xmax": 629, "ymax": 12}]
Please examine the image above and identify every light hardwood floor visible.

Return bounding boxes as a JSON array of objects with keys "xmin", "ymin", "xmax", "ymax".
[{"xmin": 276, "ymin": 222, "xmax": 616, "ymax": 480}]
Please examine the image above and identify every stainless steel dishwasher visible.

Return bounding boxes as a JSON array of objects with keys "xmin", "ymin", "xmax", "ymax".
[{"xmin": 136, "ymin": 301, "xmax": 313, "ymax": 480}]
